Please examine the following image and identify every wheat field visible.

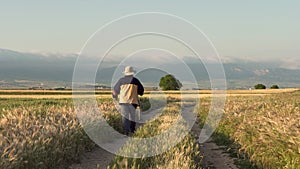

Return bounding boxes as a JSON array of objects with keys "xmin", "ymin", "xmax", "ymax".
[
  {"xmin": 0, "ymin": 89, "xmax": 299, "ymax": 168},
  {"xmin": 198, "ymin": 89, "xmax": 300, "ymax": 168}
]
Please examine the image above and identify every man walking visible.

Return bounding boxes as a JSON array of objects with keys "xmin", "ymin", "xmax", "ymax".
[{"xmin": 112, "ymin": 66, "xmax": 144, "ymax": 135}]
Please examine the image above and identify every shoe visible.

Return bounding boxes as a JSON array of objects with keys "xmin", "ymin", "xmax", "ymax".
[{"xmin": 123, "ymin": 131, "xmax": 129, "ymax": 136}]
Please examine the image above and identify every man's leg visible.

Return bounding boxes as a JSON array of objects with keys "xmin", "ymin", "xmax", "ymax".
[
  {"xmin": 120, "ymin": 104, "xmax": 131, "ymax": 134},
  {"xmin": 128, "ymin": 105, "xmax": 136, "ymax": 133}
]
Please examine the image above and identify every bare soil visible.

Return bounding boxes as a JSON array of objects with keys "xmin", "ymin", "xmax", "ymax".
[
  {"xmin": 191, "ymin": 122, "xmax": 238, "ymax": 169},
  {"xmin": 67, "ymin": 146, "xmax": 114, "ymax": 169}
]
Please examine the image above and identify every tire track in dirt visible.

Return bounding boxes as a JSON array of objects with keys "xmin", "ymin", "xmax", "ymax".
[
  {"xmin": 66, "ymin": 146, "xmax": 114, "ymax": 169},
  {"xmin": 191, "ymin": 122, "xmax": 238, "ymax": 169},
  {"xmin": 65, "ymin": 108, "xmax": 163, "ymax": 169},
  {"xmin": 66, "ymin": 105, "xmax": 238, "ymax": 169}
]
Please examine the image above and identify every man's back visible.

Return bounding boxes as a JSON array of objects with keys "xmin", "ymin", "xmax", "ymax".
[{"xmin": 113, "ymin": 75, "xmax": 144, "ymax": 105}]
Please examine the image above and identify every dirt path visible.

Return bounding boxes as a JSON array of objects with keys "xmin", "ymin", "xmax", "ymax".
[
  {"xmin": 67, "ymin": 146, "xmax": 114, "ymax": 169},
  {"xmin": 66, "ymin": 108, "xmax": 163, "ymax": 169},
  {"xmin": 191, "ymin": 123, "xmax": 238, "ymax": 169},
  {"xmin": 140, "ymin": 105, "xmax": 238, "ymax": 168},
  {"xmin": 200, "ymin": 139, "xmax": 238, "ymax": 169},
  {"xmin": 66, "ymin": 105, "xmax": 238, "ymax": 169}
]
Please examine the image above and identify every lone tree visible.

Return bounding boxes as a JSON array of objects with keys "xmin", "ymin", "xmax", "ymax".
[
  {"xmin": 270, "ymin": 84, "xmax": 279, "ymax": 89},
  {"xmin": 254, "ymin": 83, "xmax": 266, "ymax": 89},
  {"xmin": 159, "ymin": 74, "xmax": 182, "ymax": 90}
]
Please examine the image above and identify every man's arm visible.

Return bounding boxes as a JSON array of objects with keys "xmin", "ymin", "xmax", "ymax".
[
  {"xmin": 112, "ymin": 79, "xmax": 121, "ymax": 99},
  {"xmin": 137, "ymin": 79, "xmax": 144, "ymax": 96}
]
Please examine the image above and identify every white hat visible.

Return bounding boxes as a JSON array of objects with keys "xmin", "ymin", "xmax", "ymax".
[{"xmin": 123, "ymin": 66, "xmax": 136, "ymax": 75}]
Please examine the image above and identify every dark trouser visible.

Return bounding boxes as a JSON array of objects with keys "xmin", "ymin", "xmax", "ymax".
[{"xmin": 120, "ymin": 104, "xmax": 136, "ymax": 133}]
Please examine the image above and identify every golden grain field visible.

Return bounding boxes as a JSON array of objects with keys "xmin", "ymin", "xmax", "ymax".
[
  {"xmin": 0, "ymin": 89, "xmax": 299, "ymax": 169},
  {"xmin": 198, "ymin": 89, "xmax": 300, "ymax": 168}
]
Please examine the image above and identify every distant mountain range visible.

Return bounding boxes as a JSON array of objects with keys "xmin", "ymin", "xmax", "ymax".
[{"xmin": 1, "ymin": 48, "xmax": 299, "ymax": 89}]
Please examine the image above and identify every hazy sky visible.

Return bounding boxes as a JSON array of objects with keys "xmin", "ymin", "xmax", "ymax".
[{"xmin": 0, "ymin": 1, "xmax": 299, "ymax": 61}]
